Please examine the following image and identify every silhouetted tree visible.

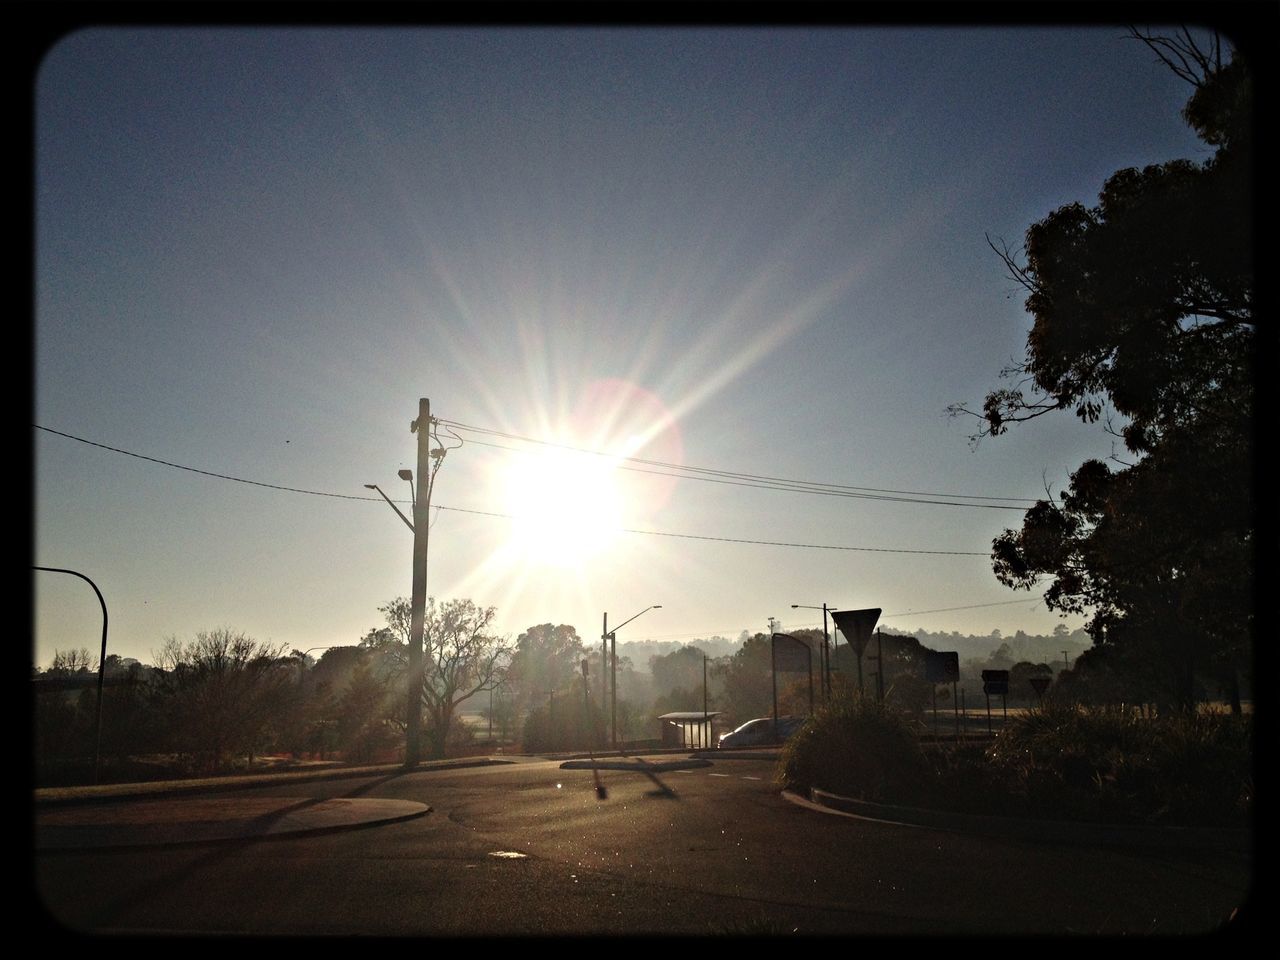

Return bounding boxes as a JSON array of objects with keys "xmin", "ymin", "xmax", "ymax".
[
  {"xmin": 649, "ymin": 645, "xmax": 708, "ymax": 698},
  {"xmin": 951, "ymin": 30, "xmax": 1253, "ymax": 714},
  {"xmin": 151, "ymin": 629, "xmax": 292, "ymax": 773},
  {"xmin": 362, "ymin": 597, "xmax": 510, "ymax": 759},
  {"xmin": 504, "ymin": 623, "xmax": 586, "ymax": 717}
]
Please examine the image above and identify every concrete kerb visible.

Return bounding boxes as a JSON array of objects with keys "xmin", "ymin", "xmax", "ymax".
[
  {"xmin": 559, "ymin": 757, "xmax": 712, "ymax": 773},
  {"xmin": 33, "ymin": 757, "xmax": 506, "ymax": 852},
  {"xmin": 793, "ymin": 787, "xmax": 1252, "ymax": 853},
  {"xmin": 35, "ymin": 757, "xmax": 513, "ymax": 807}
]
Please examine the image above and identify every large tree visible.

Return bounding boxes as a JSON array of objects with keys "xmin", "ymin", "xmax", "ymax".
[
  {"xmin": 151, "ymin": 629, "xmax": 294, "ymax": 772},
  {"xmin": 954, "ymin": 30, "xmax": 1253, "ymax": 713},
  {"xmin": 363, "ymin": 597, "xmax": 510, "ymax": 758},
  {"xmin": 504, "ymin": 623, "xmax": 587, "ymax": 715}
]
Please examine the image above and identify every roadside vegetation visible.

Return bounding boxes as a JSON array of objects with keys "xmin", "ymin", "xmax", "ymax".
[{"xmin": 779, "ymin": 698, "xmax": 1252, "ymax": 828}]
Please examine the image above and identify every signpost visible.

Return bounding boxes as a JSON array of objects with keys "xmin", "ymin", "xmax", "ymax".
[
  {"xmin": 981, "ymin": 669, "xmax": 1010, "ymax": 733},
  {"xmin": 1029, "ymin": 675, "xmax": 1052, "ymax": 706},
  {"xmin": 923, "ymin": 651, "xmax": 961, "ymax": 738},
  {"xmin": 830, "ymin": 608, "xmax": 881, "ymax": 698},
  {"xmin": 771, "ymin": 633, "xmax": 813, "ymax": 739}
]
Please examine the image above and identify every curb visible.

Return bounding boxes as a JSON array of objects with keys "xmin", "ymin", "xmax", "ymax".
[
  {"xmin": 35, "ymin": 797, "xmax": 433, "ymax": 851},
  {"xmin": 798, "ymin": 788, "xmax": 1252, "ymax": 853},
  {"xmin": 559, "ymin": 758, "xmax": 712, "ymax": 772},
  {"xmin": 34, "ymin": 757, "xmax": 513, "ymax": 806}
]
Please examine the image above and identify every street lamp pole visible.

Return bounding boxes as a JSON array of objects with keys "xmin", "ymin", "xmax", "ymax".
[
  {"xmin": 603, "ymin": 604, "xmax": 662, "ymax": 747},
  {"xmin": 34, "ymin": 566, "xmax": 108, "ymax": 784},
  {"xmin": 363, "ymin": 485, "xmax": 414, "ymax": 533},
  {"xmin": 791, "ymin": 604, "xmax": 833, "ymax": 701}
]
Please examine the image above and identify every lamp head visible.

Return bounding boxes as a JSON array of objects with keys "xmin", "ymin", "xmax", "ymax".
[
  {"xmin": 398, "ymin": 469, "xmax": 413, "ymax": 482},
  {"xmin": 363, "ymin": 484, "xmax": 377, "ymax": 490}
]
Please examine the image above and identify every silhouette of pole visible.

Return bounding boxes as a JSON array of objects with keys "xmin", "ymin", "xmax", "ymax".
[
  {"xmin": 604, "ymin": 605, "xmax": 661, "ymax": 746},
  {"xmin": 792, "ymin": 603, "xmax": 834, "ymax": 701},
  {"xmin": 405, "ymin": 398, "xmax": 431, "ymax": 767},
  {"xmin": 35, "ymin": 566, "xmax": 107, "ymax": 784},
  {"xmin": 876, "ymin": 628, "xmax": 885, "ymax": 703}
]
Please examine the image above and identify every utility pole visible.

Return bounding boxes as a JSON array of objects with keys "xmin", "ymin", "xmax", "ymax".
[
  {"xmin": 610, "ymin": 629, "xmax": 618, "ymax": 747},
  {"xmin": 602, "ymin": 612, "xmax": 609, "ymax": 720},
  {"xmin": 876, "ymin": 628, "xmax": 885, "ymax": 703},
  {"xmin": 405, "ymin": 397, "xmax": 431, "ymax": 767},
  {"xmin": 703, "ymin": 654, "xmax": 709, "ymax": 749},
  {"xmin": 820, "ymin": 603, "xmax": 832, "ymax": 701}
]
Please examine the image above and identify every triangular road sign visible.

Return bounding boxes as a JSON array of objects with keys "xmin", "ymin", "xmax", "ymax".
[{"xmin": 830, "ymin": 608, "xmax": 881, "ymax": 658}]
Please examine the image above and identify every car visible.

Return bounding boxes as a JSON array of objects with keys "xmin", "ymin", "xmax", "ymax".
[{"xmin": 717, "ymin": 715, "xmax": 806, "ymax": 748}]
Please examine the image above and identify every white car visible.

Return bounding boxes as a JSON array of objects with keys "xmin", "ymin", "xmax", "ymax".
[{"xmin": 717, "ymin": 715, "xmax": 805, "ymax": 749}]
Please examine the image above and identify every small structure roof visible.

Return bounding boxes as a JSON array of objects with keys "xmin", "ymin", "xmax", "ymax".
[{"xmin": 656, "ymin": 711, "xmax": 721, "ymax": 720}]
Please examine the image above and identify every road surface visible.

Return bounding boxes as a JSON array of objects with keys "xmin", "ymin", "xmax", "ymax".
[{"xmin": 35, "ymin": 755, "xmax": 1252, "ymax": 935}]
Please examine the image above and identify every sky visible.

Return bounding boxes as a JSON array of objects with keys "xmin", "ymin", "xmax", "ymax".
[{"xmin": 33, "ymin": 23, "xmax": 1220, "ymax": 669}]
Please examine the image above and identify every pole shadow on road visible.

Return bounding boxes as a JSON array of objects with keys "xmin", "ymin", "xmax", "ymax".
[
  {"xmin": 339, "ymin": 771, "xmax": 415, "ymax": 799},
  {"xmin": 631, "ymin": 757, "xmax": 678, "ymax": 800}
]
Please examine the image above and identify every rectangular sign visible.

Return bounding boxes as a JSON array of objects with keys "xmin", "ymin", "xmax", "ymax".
[
  {"xmin": 925, "ymin": 650, "xmax": 959, "ymax": 683},
  {"xmin": 772, "ymin": 633, "xmax": 812, "ymax": 673},
  {"xmin": 981, "ymin": 669, "xmax": 1009, "ymax": 696}
]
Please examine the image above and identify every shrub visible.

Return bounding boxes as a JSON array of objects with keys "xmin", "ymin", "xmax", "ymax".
[
  {"xmin": 985, "ymin": 706, "xmax": 1252, "ymax": 826},
  {"xmin": 781, "ymin": 701, "xmax": 1251, "ymax": 827},
  {"xmin": 779, "ymin": 697, "xmax": 929, "ymax": 803}
]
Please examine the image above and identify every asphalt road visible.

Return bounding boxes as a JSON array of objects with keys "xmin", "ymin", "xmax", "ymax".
[{"xmin": 34, "ymin": 755, "xmax": 1253, "ymax": 936}]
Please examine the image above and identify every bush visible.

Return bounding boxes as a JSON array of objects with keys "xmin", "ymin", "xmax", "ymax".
[
  {"xmin": 985, "ymin": 706, "xmax": 1252, "ymax": 826},
  {"xmin": 779, "ymin": 697, "xmax": 929, "ymax": 803},
  {"xmin": 781, "ymin": 702, "xmax": 1251, "ymax": 828}
]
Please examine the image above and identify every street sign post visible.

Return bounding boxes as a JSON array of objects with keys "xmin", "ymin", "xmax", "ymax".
[
  {"xmin": 771, "ymin": 633, "xmax": 814, "ymax": 736},
  {"xmin": 830, "ymin": 608, "xmax": 881, "ymax": 697},
  {"xmin": 1029, "ymin": 675, "xmax": 1052, "ymax": 706},
  {"xmin": 981, "ymin": 670, "xmax": 1009, "ymax": 733}
]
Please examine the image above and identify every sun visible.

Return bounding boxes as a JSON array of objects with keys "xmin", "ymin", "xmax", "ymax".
[{"xmin": 498, "ymin": 447, "xmax": 625, "ymax": 569}]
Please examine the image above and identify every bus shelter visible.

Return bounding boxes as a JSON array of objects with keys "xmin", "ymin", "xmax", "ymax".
[{"xmin": 657, "ymin": 711, "xmax": 721, "ymax": 749}]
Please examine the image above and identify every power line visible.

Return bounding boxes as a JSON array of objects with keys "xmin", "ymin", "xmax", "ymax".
[
  {"xmin": 439, "ymin": 417, "xmax": 1041, "ymax": 509},
  {"xmin": 461, "ymin": 436, "xmax": 1028, "ymax": 511},
  {"xmin": 34, "ymin": 424, "xmax": 991, "ymax": 557},
  {"xmin": 879, "ymin": 598, "xmax": 1046, "ymax": 618},
  {"xmin": 34, "ymin": 426, "xmax": 375, "ymax": 500}
]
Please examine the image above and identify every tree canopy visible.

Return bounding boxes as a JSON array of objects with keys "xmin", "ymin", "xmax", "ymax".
[
  {"xmin": 505, "ymin": 623, "xmax": 587, "ymax": 712},
  {"xmin": 955, "ymin": 30, "xmax": 1254, "ymax": 712},
  {"xmin": 363, "ymin": 596, "xmax": 510, "ymax": 757}
]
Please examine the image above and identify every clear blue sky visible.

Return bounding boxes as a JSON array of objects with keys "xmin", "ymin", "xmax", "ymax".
[{"xmin": 34, "ymin": 24, "xmax": 1216, "ymax": 668}]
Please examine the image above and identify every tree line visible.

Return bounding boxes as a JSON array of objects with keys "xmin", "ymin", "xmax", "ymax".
[{"xmin": 35, "ymin": 595, "xmax": 1249, "ymax": 786}]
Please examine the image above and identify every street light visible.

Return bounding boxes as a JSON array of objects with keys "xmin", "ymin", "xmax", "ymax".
[
  {"xmin": 792, "ymin": 604, "xmax": 833, "ymax": 701},
  {"xmin": 34, "ymin": 566, "xmax": 108, "ymax": 784},
  {"xmin": 602, "ymin": 604, "xmax": 662, "ymax": 747},
  {"xmin": 363, "ymin": 484, "xmax": 414, "ymax": 532},
  {"xmin": 398, "ymin": 468, "xmax": 416, "ymax": 506}
]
